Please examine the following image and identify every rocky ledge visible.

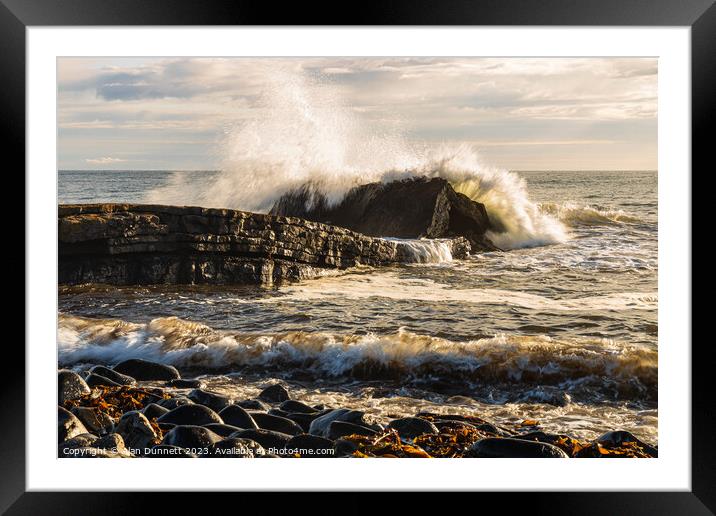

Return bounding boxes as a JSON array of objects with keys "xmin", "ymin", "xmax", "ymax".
[
  {"xmin": 58, "ymin": 364, "xmax": 658, "ymax": 459},
  {"xmin": 58, "ymin": 203, "xmax": 470, "ymax": 286}
]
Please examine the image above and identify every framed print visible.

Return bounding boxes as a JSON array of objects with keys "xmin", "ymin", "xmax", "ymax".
[{"xmin": 7, "ymin": 0, "xmax": 711, "ymax": 513}]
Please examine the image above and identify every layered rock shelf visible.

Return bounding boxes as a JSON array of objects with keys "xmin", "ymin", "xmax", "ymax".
[{"xmin": 58, "ymin": 203, "xmax": 471, "ymax": 286}]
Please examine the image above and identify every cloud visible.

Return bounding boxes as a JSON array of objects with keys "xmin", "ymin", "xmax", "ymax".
[
  {"xmin": 58, "ymin": 57, "xmax": 657, "ymax": 170},
  {"xmin": 84, "ymin": 157, "xmax": 128, "ymax": 165}
]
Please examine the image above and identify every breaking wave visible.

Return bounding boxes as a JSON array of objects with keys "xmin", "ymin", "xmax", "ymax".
[
  {"xmin": 59, "ymin": 314, "xmax": 656, "ymax": 403},
  {"xmin": 146, "ymin": 68, "xmax": 568, "ymax": 250},
  {"xmin": 539, "ymin": 202, "xmax": 645, "ymax": 227}
]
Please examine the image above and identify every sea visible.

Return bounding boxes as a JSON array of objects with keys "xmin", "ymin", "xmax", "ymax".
[{"xmin": 58, "ymin": 167, "xmax": 657, "ymax": 443}]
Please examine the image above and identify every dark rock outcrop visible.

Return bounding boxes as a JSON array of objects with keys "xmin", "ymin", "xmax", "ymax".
[
  {"xmin": 270, "ymin": 177, "xmax": 499, "ymax": 251},
  {"xmin": 58, "ymin": 202, "xmax": 471, "ymax": 286}
]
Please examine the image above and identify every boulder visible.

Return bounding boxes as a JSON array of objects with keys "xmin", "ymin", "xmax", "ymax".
[
  {"xmin": 236, "ymin": 399, "xmax": 270, "ymax": 411},
  {"xmin": 270, "ymin": 177, "xmax": 498, "ymax": 252},
  {"xmin": 465, "ymin": 438, "xmax": 569, "ymax": 458},
  {"xmin": 308, "ymin": 409, "xmax": 377, "ymax": 438},
  {"xmin": 387, "ymin": 417, "xmax": 439, "ymax": 440},
  {"xmin": 116, "ymin": 410, "xmax": 158, "ymax": 453},
  {"xmin": 89, "ymin": 365, "xmax": 136, "ymax": 386},
  {"xmin": 327, "ymin": 421, "xmax": 378, "ymax": 440},
  {"xmin": 281, "ymin": 412, "xmax": 321, "ymax": 433},
  {"xmin": 58, "ymin": 406, "xmax": 88, "ymax": 443},
  {"xmin": 187, "ymin": 389, "xmax": 234, "ymax": 412},
  {"xmin": 258, "ymin": 384, "xmax": 290, "ymax": 403},
  {"xmin": 58, "ymin": 370, "xmax": 90, "ymax": 404},
  {"xmin": 232, "ymin": 429, "xmax": 293, "ymax": 452},
  {"xmin": 59, "ymin": 433, "xmax": 99, "ymax": 455},
  {"xmin": 218, "ymin": 405, "xmax": 259, "ymax": 430},
  {"xmin": 283, "ymin": 434, "xmax": 336, "ymax": 457},
  {"xmin": 157, "ymin": 404, "xmax": 223, "ymax": 426},
  {"xmin": 249, "ymin": 412, "xmax": 303, "ymax": 436},
  {"xmin": 71, "ymin": 406, "xmax": 115, "ymax": 436},
  {"xmin": 113, "ymin": 359, "xmax": 180, "ymax": 381},
  {"xmin": 208, "ymin": 438, "xmax": 266, "ymax": 458},
  {"xmin": 167, "ymin": 378, "xmax": 206, "ymax": 389},
  {"xmin": 333, "ymin": 439, "xmax": 359, "ymax": 458},
  {"xmin": 85, "ymin": 373, "xmax": 121, "ymax": 389},
  {"xmin": 157, "ymin": 397, "xmax": 194, "ymax": 410},
  {"xmin": 141, "ymin": 403, "xmax": 170, "ymax": 421},
  {"xmin": 161, "ymin": 425, "xmax": 222, "ymax": 451},
  {"xmin": 597, "ymin": 431, "xmax": 658, "ymax": 457},
  {"xmin": 94, "ymin": 433, "xmax": 131, "ymax": 457},
  {"xmin": 279, "ymin": 400, "xmax": 318, "ymax": 414}
]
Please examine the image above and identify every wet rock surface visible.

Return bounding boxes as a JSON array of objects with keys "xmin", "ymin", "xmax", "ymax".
[
  {"xmin": 58, "ymin": 202, "xmax": 471, "ymax": 286},
  {"xmin": 113, "ymin": 359, "xmax": 180, "ymax": 381},
  {"xmin": 157, "ymin": 404, "xmax": 223, "ymax": 426},
  {"xmin": 270, "ymin": 177, "xmax": 498, "ymax": 251},
  {"xmin": 89, "ymin": 366, "xmax": 136, "ymax": 386},
  {"xmin": 58, "ymin": 370, "xmax": 90, "ymax": 404}
]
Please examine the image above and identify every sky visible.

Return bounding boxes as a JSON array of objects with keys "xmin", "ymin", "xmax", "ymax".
[{"xmin": 58, "ymin": 57, "xmax": 657, "ymax": 171}]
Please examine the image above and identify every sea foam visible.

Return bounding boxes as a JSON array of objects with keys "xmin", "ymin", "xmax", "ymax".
[{"xmin": 146, "ymin": 69, "xmax": 569, "ymax": 249}]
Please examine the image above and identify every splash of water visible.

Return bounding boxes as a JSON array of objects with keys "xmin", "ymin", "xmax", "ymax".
[{"xmin": 146, "ymin": 68, "xmax": 569, "ymax": 249}]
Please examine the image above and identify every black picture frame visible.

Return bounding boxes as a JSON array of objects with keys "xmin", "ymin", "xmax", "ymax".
[{"xmin": 6, "ymin": 0, "xmax": 709, "ymax": 513}]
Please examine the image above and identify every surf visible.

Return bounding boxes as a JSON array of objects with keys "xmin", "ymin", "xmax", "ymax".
[{"xmin": 146, "ymin": 68, "xmax": 569, "ymax": 250}]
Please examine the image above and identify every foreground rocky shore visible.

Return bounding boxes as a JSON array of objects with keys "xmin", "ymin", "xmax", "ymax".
[{"xmin": 59, "ymin": 360, "xmax": 657, "ymax": 458}]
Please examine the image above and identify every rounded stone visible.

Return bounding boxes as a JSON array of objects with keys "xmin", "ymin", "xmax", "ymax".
[
  {"xmin": 187, "ymin": 389, "xmax": 233, "ymax": 412},
  {"xmin": 157, "ymin": 404, "xmax": 223, "ymax": 426},
  {"xmin": 258, "ymin": 384, "xmax": 290, "ymax": 403},
  {"xmin": 113, "ymin": 358, "xmax": 180, "ymax": 381},
  {"xmin": 218, "ymin": 405, "xmax": 258, "ymax": 430},
  {"xmin": 85, "ymin": 373, "xmax": 121, "ymax": 389},
  {"xmin": 167, "ymin": 378, "xmax": 206, "ymax": 389},
  {"xmin": 59, "ymin": 406, "xmax": 88, "ymax": 443},
  {"xmin": 465, "ymin": 438, "xmax": 569, "ymax": 458},
  {"xmin": 71, "ymin": 406, "xmax": 115, "ymax": 436},
  {"xmin": 161, "ymin": 425, "xmax": 222, "ymax": 452},
  {"xmin": 116, "ymin": 410, "xmax": 158, "ymax": 453},
  {"xmin": 232, "ymin": 429, "xmax": 292, "ymax": 452},
  {"xmin": 141, "ymin": 403, "xmax": 170, "ymax": 421},
  {"xmin": 327, "ymin": 421, "xmax": 378, "ymax": 440},
  {"xmin": 89, "ymin": 365, "xmax": 136, "ymax": 386},
  {"xmin": 283, "ymin": 434, "xmax": 335, "ymax": 457},
  {"xmin": 236, "ymin": 399, "xmax": 270, "ymax": 411},
  {"xmin": 308, "ymin": 409, "xmax": 376, "ymax": 437},
  {"xmin": 58, "ymin": 370, "xmax": 90, "ymax": 404},
  {"xmin": 279, "ymin": 400, "xmax": 318, "ymax": 414},
  {"xmin": 387, "ymin": 417, "xmax": 439, "ymax": 439},
  {"xmin": 157, "ymin": 397, "xmax": 194, "ymax": 410},
  {"xmin": 250, "ymin": 412, "xmax": 303, "ymax": 436}
]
